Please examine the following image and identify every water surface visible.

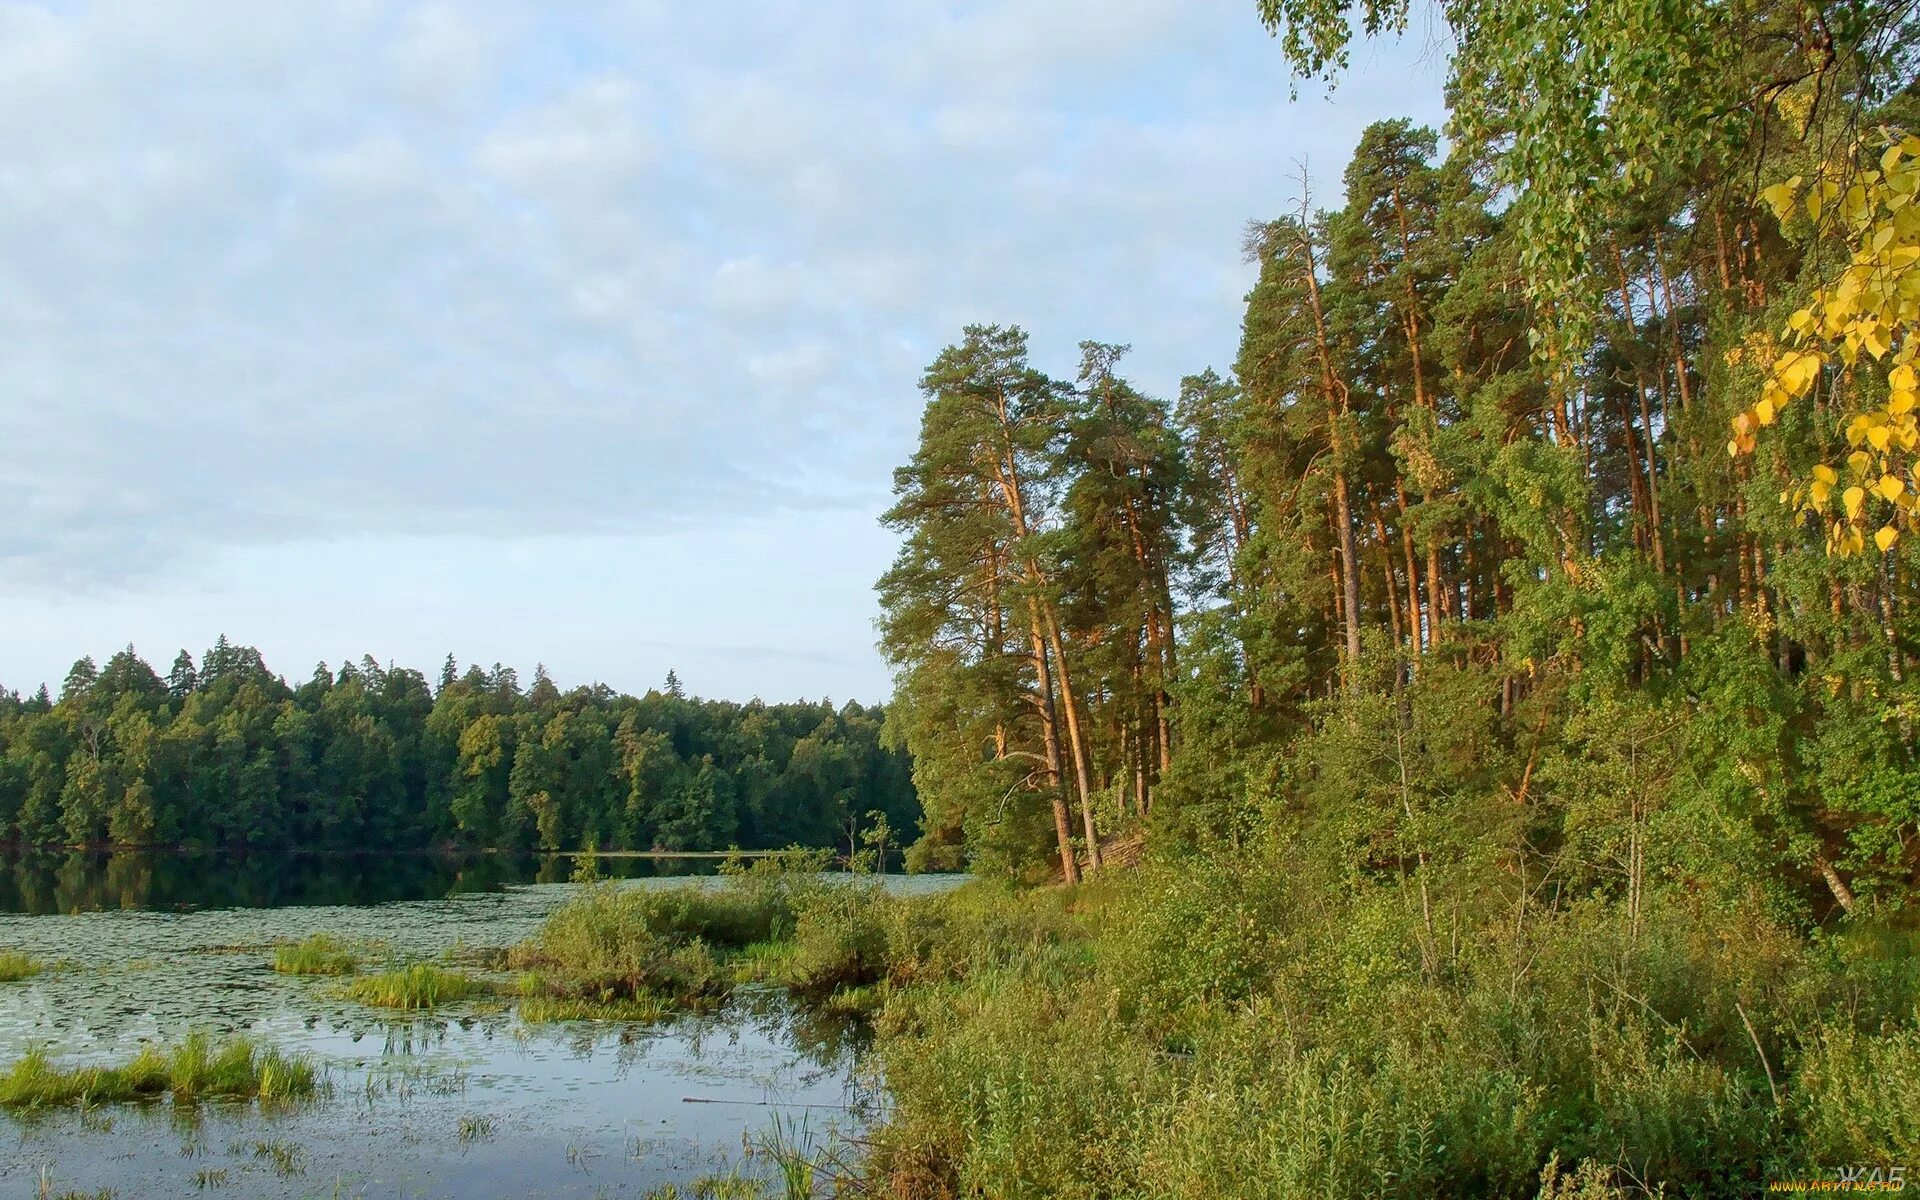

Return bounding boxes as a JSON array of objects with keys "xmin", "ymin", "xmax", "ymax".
[{"xmin": 0, "ymin": 852, "xmax": 956, "ymax": 1198}]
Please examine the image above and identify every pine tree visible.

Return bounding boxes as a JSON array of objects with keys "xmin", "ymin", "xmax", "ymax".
[{"xmin": 167, "ymin": 650, "xmax": 198, "ymax": 700}]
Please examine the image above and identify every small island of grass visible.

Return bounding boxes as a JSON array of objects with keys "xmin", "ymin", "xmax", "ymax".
[
  {"xmin": 0, "ymin": 950, "xmax": 43, "ymax": 982},
  {"xmin": 0, "ymin": 1033, "xmax": 317, "ymax": 1109},
  {"xmin": 271, "ymin": 934, "xmax": 360, "ymax": 977}
]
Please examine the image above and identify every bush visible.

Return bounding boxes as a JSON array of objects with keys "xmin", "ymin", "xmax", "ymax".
[
  {"xmin": 1796, "ymin": 1023, "xmax": 1920, "ymax": 1162},
  {"xmin": 783, "ymin": 881, "xmax": 892, "ymax": 995}
]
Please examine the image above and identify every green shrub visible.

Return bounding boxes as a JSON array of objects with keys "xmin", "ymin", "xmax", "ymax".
[
  {"xmin": 1796, "ymin": 1023, "xmax": 1920, "ymax": 1162},
  {"xmin": 854, "ymin": 856, "xmax": 1901, "ymax": 1198},
  {"xmin": 783, "ymin": 881, "xmax": 892, "ymax": 995}
]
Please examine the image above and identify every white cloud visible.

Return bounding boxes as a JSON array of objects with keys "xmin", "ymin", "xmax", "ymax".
[{"xmin": 0, "ymin": 0, "xmax": 1447, "ymax": 697}]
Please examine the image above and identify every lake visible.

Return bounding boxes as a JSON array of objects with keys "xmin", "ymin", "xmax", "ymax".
[{"xmin": 0, "ymin": 851, "xmax": 959, "ymax": 1199}]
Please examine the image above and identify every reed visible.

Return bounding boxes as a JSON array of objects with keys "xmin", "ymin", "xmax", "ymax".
[
  {"xmin": 336, "ymin": 964, "xmax": 483, "ymax": 1010},
  {"xmin": 0, "ymin": 1034, "xmax": 317, "ymax": 1109}
]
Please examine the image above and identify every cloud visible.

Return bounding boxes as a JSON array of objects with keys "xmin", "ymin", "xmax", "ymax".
[{"xmin": 0, "ymin": 0, "xmax": 1446, "ymax": 600}]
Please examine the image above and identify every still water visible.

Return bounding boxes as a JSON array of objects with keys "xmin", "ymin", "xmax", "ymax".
[{"xmin": 0, "ymin": 852, "xmax": 957, "ymax": 1199}]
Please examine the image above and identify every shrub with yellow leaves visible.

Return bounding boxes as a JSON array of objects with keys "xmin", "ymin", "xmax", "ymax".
[{"xmin": 1729, "ymin": 128, "xmax": 1920, "ymax": 556}]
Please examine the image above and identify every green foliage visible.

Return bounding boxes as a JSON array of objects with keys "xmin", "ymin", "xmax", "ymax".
[
  {"xmin": 1795, "ymin": 1023, "xmax": 1920, "ymax": 1162},
  {"xmin": 848, "ymin": 860, "xmax": 1920, "ymax": 1198},
  {"xmin": 0, "ymin": 642, "xmax": 918, "ymax": 855}
]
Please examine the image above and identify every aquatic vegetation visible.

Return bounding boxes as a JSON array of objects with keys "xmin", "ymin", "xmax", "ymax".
[
  {"xmin": 456, "ymin": 1113, "xmax": 495, "ymax": 1144},
  {"xmin": 748, "ymin": 1113, "xmax": 839, "ymax": 1200},
  {"xmin": 643, "ymin": 1177, "xmax": 770, "ymax": 1199},
  {"xmin": 511, "ymin": 982, "xmax": 674, "ymax": 1024},
  {"xmin": 270, "ymin": 934, "xmax": 359, "ymax": 976},
  {"xmin": 336, "ymin": 964, "xmax": 483, "ymax": 1010},
  {"xmin": 245, "ymin": 1138, "xmax": 304, "ymax": 1176},
  {"xmin": 190, "ymin": 1168, "xmax": 229, "ymax": 1190},
  {"xmin": 0, "ymin": 950, "xmax": 44, "ymax": 981},
  {"xmin": 505, "ymin": 862, "xmax": 831, "ymax": 1011},
  {"xmin": 0, "ymin": 1034, "xmax": 317, "ymax": 1110}
]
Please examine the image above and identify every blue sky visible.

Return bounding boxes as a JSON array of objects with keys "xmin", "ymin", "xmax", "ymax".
[{"xmin": 0, "ymin": 0, "xmax": 1448, "ymax": 702}]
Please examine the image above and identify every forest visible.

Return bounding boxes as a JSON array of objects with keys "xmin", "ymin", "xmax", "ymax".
[
  {"xmin": 0, "ymin": 639, "xmax": 916, "ymax": 854},
  {"xmin": 857, "ymin": 0, "xmax": 1920, "ymax": 1192}
]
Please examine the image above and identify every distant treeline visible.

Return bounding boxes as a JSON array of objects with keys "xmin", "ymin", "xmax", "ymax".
[{"xmin": 0, "ymin": 638, "xmax": 917, "ymax": 853}]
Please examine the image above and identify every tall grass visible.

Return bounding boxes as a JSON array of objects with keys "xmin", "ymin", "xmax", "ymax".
[
  {"xmin": 337, "ymin": 964, "xmax": 482, "ymax": 1010},
  {"xmin": 271, "ymin": 934, "xmax": 359, "ymax": 976},
  {"xmin": 848, "ymin": 861, "xmax": 1920, "ymax": 1198},
  {"xmin": 0, "ymin": 949, "xmax": 43, "ymax": 981},
  {"xmin": 509, "ymin": 853, "xmax": 835, "ymax": 1012},
  {"xmin": 0, "ymin": 1034, "xmax": 316, "ymax": 1108}
]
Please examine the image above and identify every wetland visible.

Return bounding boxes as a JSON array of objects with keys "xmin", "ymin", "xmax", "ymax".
[{"xmin": 0, "ymin": 851, "xmax": 955, "ymax": 1199}]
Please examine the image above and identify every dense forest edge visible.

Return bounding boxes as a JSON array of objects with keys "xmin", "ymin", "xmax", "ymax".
[
  {"xmin": 850, "ymin": 0, "xmax": 1920, "ymax": 1195},
  {"xmin": 0, "ymin": 639, "xmax": 917, "ymax": 855}
]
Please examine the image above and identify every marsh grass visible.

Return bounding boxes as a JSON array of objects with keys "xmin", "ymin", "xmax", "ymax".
[
  {"xmin": 643, "ymin": 1176, "xmax": 769, "ymax": 1199},
  {"xmin": 336, "ymin": 964, "xmax": 482, "ymax": 1010},
  {"xmin": 271, "ymin": 934, "xmax": 360, "ymax": 976},
  {"xmin": 508, "ymin": 854, "xmax": 834, "ymax": 1015},
  {"xmin": 0, "ymin": 1034, "xmax": 317, "ymax": 1110},
  {"xmin": 456, "ymin": 1113, "xmax": 495, "ymax": 1144},
  {"xmin": 244, "ymin": 1138, "xmax": 305, "ymax": 1177},
  {"xmin": 512, "ymin": 981, "xmax": 674, "ymax": 1024},
  {"xmin": 0, "ymin": 949, "xmax": 44, "ymax": 981}
]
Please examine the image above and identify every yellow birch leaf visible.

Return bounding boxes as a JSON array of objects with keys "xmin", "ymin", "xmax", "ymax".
[
  {"xmin": 1777, "ymin": 351, "xmax": 1821, "ymax": 395},
  {"xmin": 1761, "ymin": 179, "xmax": 1800, "ymax": 221},
  {"xmin": 1876, "ymin": 525, "xmax": 1899, "ymax": 552},
  {"xmin": 1845, "ymin": 485, "xmax": 1867, "ymax": 519},
  {"xmin": 1877, "ymin": 474, "xmax": 1906, "ymax": 501}
]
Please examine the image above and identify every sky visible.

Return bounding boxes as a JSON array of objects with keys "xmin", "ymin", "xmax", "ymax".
[{"xmin": 0, "ymin": 0, "xmax": 1449, "ymax": 704}]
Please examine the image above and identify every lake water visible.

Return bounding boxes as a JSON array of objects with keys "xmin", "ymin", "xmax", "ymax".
[{"xmin": 0, "ymin": 852, "xmax": 958, "ymax": 1199}]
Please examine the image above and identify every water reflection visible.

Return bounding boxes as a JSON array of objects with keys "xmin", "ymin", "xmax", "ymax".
[{"xmin": 0, "ymin": 849, "xmax": 724, "ymax": 914}]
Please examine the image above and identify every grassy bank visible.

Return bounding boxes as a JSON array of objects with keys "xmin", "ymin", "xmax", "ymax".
[
  {"xmin": 0, "ymin": 1034, "xmax": 317, "ymax": 1109},
  {"xmin": 831, "ymin": 866, "xmax": 1920, "ymax": 1199},
  {"xmin": 511, "ymin": 852, "xmax": 1919, "ymax": 1197}
]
